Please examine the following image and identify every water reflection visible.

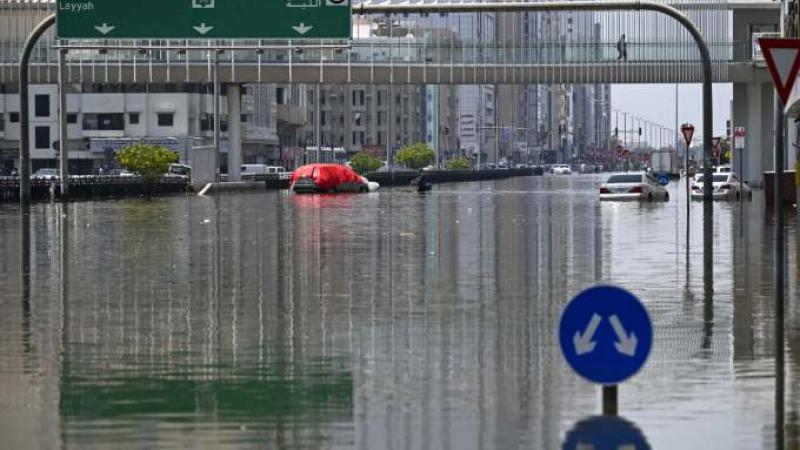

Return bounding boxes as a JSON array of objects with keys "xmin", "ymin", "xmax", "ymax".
[{"xmin": 0, "ymin": 176, "xmax": 798, "ymax": 449}]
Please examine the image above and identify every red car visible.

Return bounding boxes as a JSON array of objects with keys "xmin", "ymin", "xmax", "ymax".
[{"xmin": 290, "ymin": 164, "xmax": 370, "ymax": 194}]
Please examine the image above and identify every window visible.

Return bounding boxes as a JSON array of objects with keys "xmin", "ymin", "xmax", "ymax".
[
  {"xmin": 320, "ymin": 111, "xmax": 326, "ymax": 126},
  {"xmin": 35, "ymin": 126, "xmax": 50, "ymax": 149},
  {"xmin": 83, "ymin": 113, "xmax": 124, "ymax": 131},
  {"xmin": 241, "ymin": 114, "xmax": 248, "ymax": 123},
  {"xmin": 10, "ymin": 112, "xmax": 19, "ymax": 123},
  {"xmin": 276, "ymin": 87, "xmax": 286, "ymax": 105},
  {"xmin": 202, "ymin": 115, "xmax": 229, "ymax": 132},
  {"xmin": 607, "ymin": 175, "xmax": 643, "ymax": 184},
  {"xmin": 157, "ymin": 113, "xmax": 174, "ymax": 127},
  {"xmin": 0, "ymin": 114, "xmax": 4, "ymax": 132},
  {"xmin": 35, "ymin": 94, "xmax": 50, "ymax": 117},
  {"xmin": 377, "ymin": 112, "xmax": 384, "ymax": 126},
  {"xmin": 129, "ymin": 113, "xmax": 140, "ymax": 125},
  {"xmin": 66, "ymin": 114, "xmax": 77, "ymax": 124}
]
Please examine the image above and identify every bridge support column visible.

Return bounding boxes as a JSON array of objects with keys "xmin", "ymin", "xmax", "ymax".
[
  {"xmin": 733, "ymin": 82, "xmax": 774, "ymax": 187},
  {"xmin": 227, "ymin": 84, "xmax": 242, "ymax": 182}
]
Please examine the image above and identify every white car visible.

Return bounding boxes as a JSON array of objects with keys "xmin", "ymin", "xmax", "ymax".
[
  {"xmin": 31, "ymin": 168, "xmax": 59, "ymax": 180},
  {"xmin": 552, "ymin": 164, "xmax": 572, "ymax": 175},
  {"xmin": 691, "ymin": 173, "xmax": 752, "ymax": 200},
  {"xmin": 599, "ymin": 172, "xmax": 670, "ymax": 201}
]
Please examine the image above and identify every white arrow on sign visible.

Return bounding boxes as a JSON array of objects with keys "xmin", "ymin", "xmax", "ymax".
[
  {"xmin": 193, "ymin": 23, "xmax": 214, "ymax": 35},
  {"xmin": 609, "ymin": 315, "xmax": 638, "ymax": 357},
  {"xmin": 292, "ymin": 23, "xmax": 314, "ymax": 35},
  {"xmin": 94, "ymin": 23, "xmax": 115, "ymax": 35},
  {"xmin": 573, "ymin": 313, "xmax": 602, "ymax": 355}
]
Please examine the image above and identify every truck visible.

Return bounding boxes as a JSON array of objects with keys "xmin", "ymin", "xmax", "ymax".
[{"xmin": 650, "ymin": 150, "xmax": 679, "ymax": 178}]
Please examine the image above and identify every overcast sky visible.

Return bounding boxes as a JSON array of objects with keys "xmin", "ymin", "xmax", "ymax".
[{"xmin": 611, "ymin": 84, "xmax": 733, "ymax": 145}]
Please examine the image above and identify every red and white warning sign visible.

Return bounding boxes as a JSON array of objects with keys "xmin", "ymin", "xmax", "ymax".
[
  {"xmin": 680, "ymin": 123, "xmax": 695, "ymax": 148},
  {"xmin": 759, "ymin": 38, "xmax": 800, "ymax": 105},
  {"xmin": 733, "ymin": 127, "xmax": 746, "ymax": 150}
]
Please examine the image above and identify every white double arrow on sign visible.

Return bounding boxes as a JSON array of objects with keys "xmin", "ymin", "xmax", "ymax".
[{"xmin": 573, "ymin": 313, "xmax": 638, "ymax": 357}]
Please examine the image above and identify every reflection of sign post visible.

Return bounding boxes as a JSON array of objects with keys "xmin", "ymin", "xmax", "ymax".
[
  {"xmin": 563, "ymin": 416, "xmax": 651, "ymax": 450},
  {"xmin": 56, "ymin": 0, "xmax": 352, "ymax": 39}
]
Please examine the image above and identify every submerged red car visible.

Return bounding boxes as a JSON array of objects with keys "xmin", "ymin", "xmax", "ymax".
[{"xmin": 291, "ymin": 163, "xmax": 372, "ymax": 194}]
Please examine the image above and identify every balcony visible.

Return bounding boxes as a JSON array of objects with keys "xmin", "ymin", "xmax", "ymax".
[{"xmin": 276, "ymin": 104, "xmax": 307, "ymax": 127}]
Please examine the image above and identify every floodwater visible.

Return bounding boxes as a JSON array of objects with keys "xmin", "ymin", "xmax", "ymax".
[{"xmin": 0, "ymin": 174, "xmax": 797, "ymax": 449}]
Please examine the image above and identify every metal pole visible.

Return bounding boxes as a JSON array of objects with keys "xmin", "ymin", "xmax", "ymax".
[
  {"xmin": 774, "ymin": 94, "xmax": 786, "ymax": 449},
  {"xmin": 212, "ymin": 50, "xmax": 221, "ymax": 181},
  {"xmin": 739, "ymin": 133, "xmax": 744, "ymax": 238},
  {"xmin": 602, "ymin": 385, "xmax": 618, "ymax": 416},
  {"xmin": 18, "ymin": 14, "xmax": 56, "ymax": 206},
  {"xmin": 315, "ymin": 83, "xmax": 321, "ymax": 164},
  {"xmin": 58, "ymin": 49, "xmax": 69, "ymax": 199}
]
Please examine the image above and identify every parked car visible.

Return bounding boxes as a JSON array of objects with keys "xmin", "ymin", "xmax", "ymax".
[
  {"xmin": 107, "ymin": 168, "xmax": 135, "ymax": 177},
  {"xmin": 479, "ymin": 163, "xmax": 497, "ymax": 170},
  {"xmin": 691, "ymin": 173, "xmax": 752, "ymax": 200},
  {"xmin": 552, "ymin": 164, "xmax": 572, "ymax": 175},
  {"xmin": 599, "ymin": 172, "xmax": 670, "ymax": 201},
  {"xmin": 291, "ymin": 163, "xmax": 373, "ymax": 194},
  {"xmin": 32, "ymin": 168, "xmax": 59, "ymax": 180},
  {"xmin": 166, "ymin": 163, "xmax": 191, "ymax": 178}
]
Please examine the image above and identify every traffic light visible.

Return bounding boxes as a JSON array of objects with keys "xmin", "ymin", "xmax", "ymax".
[{"xmin": 638, "ymin": 127, "xmax": 642, "ymax": 136}]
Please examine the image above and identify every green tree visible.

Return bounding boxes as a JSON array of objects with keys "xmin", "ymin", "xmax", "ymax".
[
  {"xmin": 396, "ymin": 143, "xmax": 435, "ymax": 170},
  {"xmin": 446, "ymin": 156, "xmax": 472, "ymax": 170},
  {"xmin": 116, "ymin": 144, "xmax": 179, "ymax": 187},
  {"xmin": 350, "ymin": 152, "xmax": 382, "ymax": 175}
]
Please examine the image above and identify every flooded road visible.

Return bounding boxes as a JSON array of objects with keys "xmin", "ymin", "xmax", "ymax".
[{"xmin": 0, "ymin": 174, "xmax": 797, "ymax": 449}]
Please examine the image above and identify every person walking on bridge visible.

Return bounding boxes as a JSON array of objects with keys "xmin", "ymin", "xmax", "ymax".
[{"xmin": 616, "ymin": 34, "xmax": 628, "ymax": 61}]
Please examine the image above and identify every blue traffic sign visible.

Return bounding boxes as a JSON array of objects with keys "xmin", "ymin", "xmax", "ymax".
[
  {"xmin": 562, "ymin": 416, "xmax": 650, "ymax": 450},
  {"xmin": 657, "ymin": 174, "xmax": 670, "ymax": 186},
  {"xmin": 559, "ymin": 285, "xmax": 652, "ymax": 385}
]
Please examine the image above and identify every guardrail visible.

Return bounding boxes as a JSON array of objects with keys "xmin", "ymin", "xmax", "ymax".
[{"xmin": 0, "ymin": 175, "xmax": 190, "ymax": 202}]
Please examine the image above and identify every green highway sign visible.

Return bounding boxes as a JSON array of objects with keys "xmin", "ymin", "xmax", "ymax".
[{"xmin": 56, "ymin": 0, "xmax": 352, "ymax": 39}]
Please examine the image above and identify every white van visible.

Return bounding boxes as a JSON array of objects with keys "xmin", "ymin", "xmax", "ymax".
[{"xmin": 241, "ymin": 164, "xmax": 287, "ymax": 179}]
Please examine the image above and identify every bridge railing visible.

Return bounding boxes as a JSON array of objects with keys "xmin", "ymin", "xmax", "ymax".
[{"xmin": 0, "ymin": 40, "xmax": 754, "ymax": 65}]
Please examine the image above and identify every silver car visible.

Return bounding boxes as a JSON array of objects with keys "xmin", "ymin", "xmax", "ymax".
[
  {"xmin": 691, "ymin": 173, "xmax": 752, "ymax": 200},
  {"xmin": 599, "ymin": 173, "xmax": 670, "ymax": 202}
]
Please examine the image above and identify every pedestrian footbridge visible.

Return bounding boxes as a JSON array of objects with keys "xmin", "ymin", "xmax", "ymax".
[{"xmin": 0, "ymin": 0, "xmax": 780, "ymax": 85}]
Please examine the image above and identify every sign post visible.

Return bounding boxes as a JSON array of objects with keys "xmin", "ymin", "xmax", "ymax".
[
  {"xmin": 559, "ymin": 285, "xmax": 653, "ymax": 416},
  {"xmin": 759, "ymin": 38, "xmax": 800, "ymax": 446},
  {"xmin": 56, "ymin": 0, "xmax": 353, "ymax": 39},
  {"xmin": 680, "ymin": 123, "xmax": 695, "ymax": 250},
  {"xmin": 734, "ymin": 127, "xmax": 746, "ymax": 236}
]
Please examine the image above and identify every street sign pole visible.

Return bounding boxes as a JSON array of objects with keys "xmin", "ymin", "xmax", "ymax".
[
  {"xmin": 758, "ymin": 38, "xmax": 800, "ymax": 448},
  {"xmin": 58, "ymin": 49, "xmax": 69, "ymax": 199},
  {"xmin": 603, "ymin": 385, "xmax": 618, "ymax": 416},
  {"xmin": 213, "ymin": 50, "xmax": 221, "ymax": 181},
  {"xmin": 734, "ymin": 127, "xmax": 746, "ymax": 238},
  {"xmin": 681, "ymin": 123, "xmax": 695, "ymax": 257}
]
